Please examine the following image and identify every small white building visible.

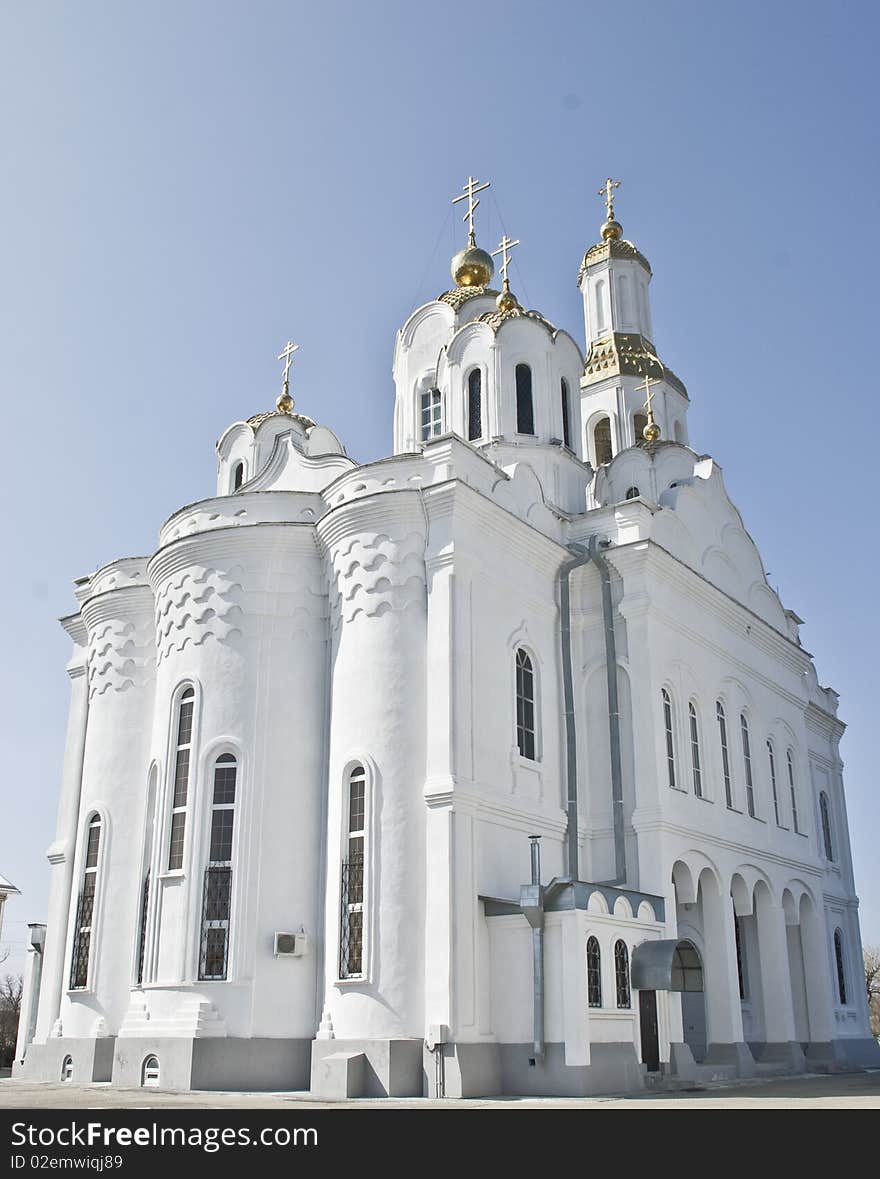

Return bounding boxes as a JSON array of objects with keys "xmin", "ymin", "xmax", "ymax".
[
  {"xmin": 0, "ymin": 873, "xmax": 20, "ymax": 948},
  {"xmin": 14, "ymin": 184, "xmax": 879, "ymax": 1096}
]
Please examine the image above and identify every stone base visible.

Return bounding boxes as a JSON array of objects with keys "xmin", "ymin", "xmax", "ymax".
[
  {"xmin": 423, "ymin": 1042, "xmax": 502, "ymax": 1098},
  {"xmin": 751, "ymin": 1040, "xmax": 806, "ymax": 1071},
  {"xmin": 835, "ymin": 1037, "xmax": 880, "ymax": 1069},
  {"xmin": 14, "ymin": 1037, "xmax": 115, "ymax": 1084},
  {"xmin": 112, "ymin": 1036, "xmax": 311, "ymax": 1092},
  {"xmin": 496, "ymin": 1042, "xmax": 644, "ymax": 1097},
  {"xmin": 668, "ymin": 1042, "xmax": 698, "ymax": 1081},
  {"xmin": 704, "ymin": 1041, "xmax": 756, "ymax": 1077},
  {"xmin": 310, "ymin": 1038, "xmax": 423, "ymax": 1098}
]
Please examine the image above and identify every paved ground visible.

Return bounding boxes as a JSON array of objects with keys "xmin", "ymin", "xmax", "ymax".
[{"xmin": 2, "ymin": 1070, "xmax": 879, "ymax": 1109}]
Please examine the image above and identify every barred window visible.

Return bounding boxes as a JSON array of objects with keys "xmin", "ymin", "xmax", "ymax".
[
  {"xmin": 467, "ymin": 369, "xmax": 482, "ymax": 441},
  {"xmin": 786, "ymin": 750, "xmax": 800, "ymax": 833},
  {"xmin": 767, "ymin": 741, "xmax": 781, "ymax": 825},
  {"xmin": 586, "ymin": 936, "xmax": 602, "ymax": 1008},
  {"xmin": 740, "ymin": 714, "xmax": 755, "ymax": 817},
  {"xmin": 516, "ymin": 364, "xmax": 534, "ymax": 435},
  {"xmin": 734, "ymin": 916, "xmax": 747, "ymax": 1000},
  {"xmin": 167, "ymin": 688, "xmax": 195, "ymax": 871},
  {"xmin": 662, "ymin": 689, "xmax": 676, "ymax": 789},
  {"xmin": 625, "ymin": 486, "xmax": 640, "ymax": 500},
  {"xmin": 136, "ymin": 871, "xmax": 150, "ymax": 985},
  {"xmin": 614, "ymin": 940, "xmax": 631, "ymax": 1009},
  {"xmin": 689, "ymin": 702, "xmax": 703, "ymax": 798},
  {"xmin": 232, "ymin": 461, "xmax": 244, "ymax": 491},
  {"xmin": 340, "ymin": 765, "xmax": 366, "ymax": 978},
  {"xmin": 834, "ymin": 928, "xmax": 847, "ymax": 1004},
  {"xmin": 716, "ymin": 702, "xmax": 733, "ymax": 808},
  {"xmin": 515, "ymin": 648, "xmax": 537, "ymax": 761},
  {"xmin": 593, "ymin": 416, "xmax": 612, "ymax": 465},
  {"xmin": 70, "ymin": 815, "xmax": 101, "ymax": 990},
  {"xmin": 198, "ymin": 753, "xmax": 237, "ymax": 981},
  {"xmin": 820, "ymin": 791, "xmax": 834, "ymax": 861},
  {"xmin": 420, "ymin": 387, "xmax": 442, "ymax": 441},
  {"xmin": 560, "ymin": 378, "xmax": 572, "ymax": 449}
]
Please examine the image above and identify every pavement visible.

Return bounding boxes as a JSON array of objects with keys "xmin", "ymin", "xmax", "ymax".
[{"xmin": 2, "ymin": 1070, "xmax": 880, "ymax": 1109}]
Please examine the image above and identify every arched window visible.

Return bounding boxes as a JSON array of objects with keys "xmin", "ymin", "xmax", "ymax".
[
  {"xmin": 198, "ymin": 753, "xmax": 238, "ymax": 980},
  {"xmin": 786, "ymin": 750, "xmax": 800, "ymax": 834},
  {"xmin": 740, "ymin": 714, "xmax": 755, "ymax": 817},
  {"xmin": 624, "ymin": 486, "xmax": 640, "ymax": 500},
  {"xmin": 515, "ymin": 364, "xmax": 534, "ymax": 435},
  {"xmin": 734, "ymin": 916, "xmax": 747, "ymax": 999},
  {"xmin": 633, "ymin": 413, "xmax": 648, "ymax": 444},
  {"xmin": 689, "ymin": 702, "xmax": 703, "ymax": 798},
  {"xmin": 167, "ymin": 688, "xmax": 195, "ymax": 871},
  {"xmin": 70, "ymin": 814, "xmax": 101, "ymax": 989},
  {"xmin": 340, "ymin": 764, "xmax": 366, "ymax": 978},
  {"xmin": 142, "ymin": 1055, "xmax": 160, "ymax": 1088},
  {"xmin": 136, "ymin": 869, "xmax": 150, "ymax": 986},
  {"xmin": 594, "ymin": 279, "xmax": 607, "ymax": 333},
  {"xmin": 232, "ymin": 461, "xmax": 244, "ymax": 491},
  {"xmin": 662, "ymin": 689, "xmax": 676, "ymax": 789},
  {"xmin": 467, "ymin": 369, "xmax": 482, "ymax": 441},
  {"xmin": 767, "ymin": 741, "xmax": 781, "ymax": 825},
  {"xmin": 716, "ymin": 702, "xmax": 733, "ymax": 808},
  {"xmin": 586, "ymin": 936, "xmax": 602, "ymax": 1008},
  {"xmin": 61, "ymin": 1055, "xmax": 73, "ymax": 1082},
  {"xmin": 515, "ymin": 648, "xmax": 536, "ymax": 761},
  {"xmin": 614, "ymin": 940, "xmax": 631, "ymax": 1008},
  {"xmin": 593, "ymin": 416, "xmax": 612, "ymax": 465},
  {"xmin": 834, "ymin": 929, "xmax": 847, "ymax": 1004},
  {"xmin": 420, "ymin": 387, "xmax": 442, "ymax": 441},
  {"xmin": 560, "ymin": 378, "xmax": 572, "ymax": 449},
  {"xmin": 820, "ymin": 791, "xmax": 834, "ymax": 861}
]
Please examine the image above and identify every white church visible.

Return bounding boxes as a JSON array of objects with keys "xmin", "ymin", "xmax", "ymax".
[{"xmin": 14, "ymin": 178, "xmax": 879, "ymax": 1097}]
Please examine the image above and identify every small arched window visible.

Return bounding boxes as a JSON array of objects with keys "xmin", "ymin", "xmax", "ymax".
[
  {"xmin": 614, "ymin": 940, "xmax": 631, "ymax": 1009},
  {"xmin": 560, "ymin": 378, "xmax": 572, "ymax": 449},
  {"xmin": 61, "ymin": 1055, "xmax": 73, "ymax": 1082},
  {"xmin": 515, "ymin": 648, "xmax": 536, "ymax": 761},
  {"xmin": 689, "ymin": 702, "xmax": 703, "ymax": 798},
  {"xmin": 515, "ymin": 364, "xmax": 534, "ymax": 435},
  {"xmin": 199, "ymin": 752, "xmax": 238, "ymax": 981},
  {"xmin": 340, "ymin": 764, "xmax": 367, "ymax": 978},
  {"xmin": 786, "ymin": 750, "xmax": 800, "ymax": 833},
  {"xmin": 586, "ymin": 936, "xmax": 602, "ymax": 1008},
  {"xmin": 834, "ymin": 929, "xmax": 847, "ymax": 1004},
  {"xmin": 420, "ymin": 387, "xmax": 443, "ymax": 441},
  {"xmin": 593, "ymin": 416, "xmax": 612, "ymax": 465},
  {"xmin": 716, "ymin": 702, "xmax": 733, "ymax": 808},
  {"xmin": 633, "ymin": 413, "xmax": 648, "ymax": 444},
  {"xmin": 168, "ymin": 687, "xmax": 195, "ymax": 871},
  {"xmin": 624, "ymin": 486, "xmax": 640, "ymax": 500},
  {"xmin": 467, "ymin": 369, "xmax": 482, "ymax": 441},
  {"xmin": 820, "ymin": 791, "xmax": 834, "ymax": 861},
  {"xmin": 70, "ymin": 814, "xmax": 101, "ymax": 990},
  {"xmin": 142, "ymin": 1054, "xmax": 160, "ymax": 1088},
  {"xmin": 740, "ymin": 714, "xmax": 755, "ymax": 817},
  {"xmin": 232, "ymin": 462, "xmax": 244, "ymax": 491},
  {"xmin": 662, "ymin": 689, "xmax": 676, "ymax": 789},
  {"xmin": 767, "ymin": 741, "xmax": 781, "ymax": 825}
]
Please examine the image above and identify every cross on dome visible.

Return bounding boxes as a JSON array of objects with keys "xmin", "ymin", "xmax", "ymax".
[
  {"xmin": 276, "ymin": 340, "xmax": 299, "ymax": 414},
  {"xmin": 452, "ymin": 175, "xmax": 491, "ymax": 245},
  {"xmin": 491, "ymin": 235, "xmax": 520, "ymax": 284}
]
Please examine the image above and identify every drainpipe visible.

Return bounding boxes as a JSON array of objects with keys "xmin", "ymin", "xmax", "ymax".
[
  {"xmin": 519, "ymin": 835, "xmax": 544, "ymax": 1063},
  {"xmin": 560, "ymin": 536, "xmax": 626, "ymax": 887}
]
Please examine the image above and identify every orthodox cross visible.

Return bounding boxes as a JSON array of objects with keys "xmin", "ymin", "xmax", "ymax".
[
  {"xmin": 277, "ymin": 340, "xmax": 299, "ymax": 387},
  {"xmin": 491, "ymin": 234, "xmax": 520, "ymax": 284},
  {"xmin": 452, "ymin": 175, "xmax": 491, "ymax": 240},
  {"xmin": 636, "ymin": 352, "xmax": 663, "ymax": 439},
  {"xmin": 598, "ymin": 177, "xmax": 621, "ymax": 221}
]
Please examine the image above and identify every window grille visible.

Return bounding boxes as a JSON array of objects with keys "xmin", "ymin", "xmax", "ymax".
[
  {"xmin": 614, "ymin": 940, "xmax": 631, "ymax": 1009},
  {"xmin": 820, "ymin": 792, "xmax": 834, "ymax": 861},
  {"xmin": 689, "ymin": 702, "xmax": 702, "ymax": 797},
  {"xmin": 740, "ymin": 714, "xmax": 755, "ymax": 817},
  {"xmin": 586, "ymin": 936, "xmax": 602, "ymax": 1008},
  {"xmin": 560, "ymin": 378, "xmax": 571, "ymax": 449},
  {"xmin": 167, "ymin": 688, "xmax": 194, "ymax": 870},
  {"xmin": 467, "ymin": 369, "xmax": 482, "ymax": 441},
  {"xmin": 734, "ymin": 916, "xmax": 747, "ymax": 999},
  {"xmin": 594, "ymin": 416, "xmax": 612, "ymax": 464},
  {"xmin": 136, "ymin": 871, "xmax": 150, "ymax": 985},
  {"xmin": 717, "ymin": 702, "xmax": 733, "ymax": 807},
  {"xmin": 515, "ymin": 364, "xmax": 534, "ymax": 435},
  {"xmin": 834, "ymin": 928, "xmax": 847, "ymax": 1004},
  {"xmin": 515, "ymin": 649, "xmax": 536, "ymax": 761},
  {"xmin": 420, "ymin": 387, "xmax": 442, "ymax": 441},
  {"xmin": 662, "ymin": 689, "xmax": 676, "ymax": 789},
  {"xmin": 339, "ymin": 765, "xmax": 366, "ymax": 978},
  {"xmin": 198, "ymin": 754, "xmax": 237, "ymax": 981},
  {"xmin": 767, "ymin": 741, "xmax": 781, "ymax": 825},
  {"xmin": 786, "ymin": 750, "xmax": 800, "ymax": 833},
  {"xmin": 70, "ymin": 816, "xmax": 101, "ymax": 989}
]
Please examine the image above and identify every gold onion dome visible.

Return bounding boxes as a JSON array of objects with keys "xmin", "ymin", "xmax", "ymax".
[
  {"xmin": 276, "ymin": 387, "xmax": 294, "ymax": 414},
  {"xmin": 496, "ymin": 279, "xmax": 519, "ymax": 313},
  {"xmin": 642, "ymin": 418, "xmax": 661, "ymax": 443},
  {"xmin": 451, "ymin": 232, "xmax": 495, "ymax": 288},
  {"xmin": 601, "ymin": 218, "xmax": 623, "ymax": 241}
]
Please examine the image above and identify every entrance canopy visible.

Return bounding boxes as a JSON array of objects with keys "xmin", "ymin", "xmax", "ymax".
[{"xmin": 631, "ymin": 939, "xmax": 703, "ymax": 992}]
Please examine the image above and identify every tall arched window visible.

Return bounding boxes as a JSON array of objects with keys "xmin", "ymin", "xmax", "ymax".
[
  {"xmin": 515, "ymin": 648, "xmax": 536, "ymax": 761},
  {"xmin": 167, "ymin": 687, "xmax": 195, "ymax": 871},
  {"xmin": 716, "ymin": 702, "xmax": 733, "ymax": 808},
  {"xmin": 740, "ymin": 714, "xmax": 755, "ymax": 817},
  {"xmin": 340, "ymin": 764, "xmax": 366, "ymax": 978},
  {"xmin": 586, "ymin": 936, "xmax": 602, "ymax": 1008},
  {"xmin": 689, "ymin": 702, "xmax": 703, "ymax": 798},
  {"xmin": 515, "ymin": 364, "xmax": 534, "ymax": 435},
  {"xmin": 420, "ymin": 387, "xmax": 442, "ymax": 441},
  {"xmin": 70, "ymin": 815, "xmax": 101, "ymax": 990},
  {"xmin": 820, "ymin": 791, "xmax": 834, "ymax": 861},
  {"xmin": 467, "ymin": 369, "xmax": 482, "ymax": 441},
  {"xmin": 786, "ymin": 750, "xmax": 800, "ymax": 834},
  {"xmin": 662, "ymin": 688, "xmax": 676, "ymax": 789},
  {"xmin": 232, "ymin": 462, "xmax": 244, "ymax": 491},
  {"xmin": 767, "ymin": 741, "xmax": 781, "ymax": 825},
  {"xmin": 198, "ymin": 753, "xmax": 238, "ymax": 980},
  {"xmin": 834, "ymin": 929, "xmax": 847, "ymax": 1004},
  {"xmin": 614, "ymin": 940, "xmax": 631, "ymax": 1008},
  {"xmin": 633, "ymin": 413, "xmax": 648, "ymax": 444},
  {"xmin": 560, "ymin": 378, "xmax": 572, "ymax": 449},
  {"xmin": 593, "ymin": 416, "xmax": 612, "ymax": 465},
  {"xmin": 136, "ymin": 870, "xmax": 150, "ymax": 986}
]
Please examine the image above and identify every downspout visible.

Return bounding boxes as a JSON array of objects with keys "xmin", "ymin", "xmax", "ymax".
[
  {"xmin": 519, "ymin": 835, "xmax": 545, "ymax": 1063},
  {"xmin": 560, "ymin": 535, "xmax": 626, "ymax": 887}
]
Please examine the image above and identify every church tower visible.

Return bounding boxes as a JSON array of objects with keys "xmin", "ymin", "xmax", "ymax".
[{"xmin": 578, "ymin": 179, "xmax": 690, "ymax": 465}]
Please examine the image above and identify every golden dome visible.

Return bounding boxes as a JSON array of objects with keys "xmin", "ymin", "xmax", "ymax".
[
  {"xmin": 601, "ymin": 218, "xmax": 623, "ymax": 242},
  {"xmin": 496, "ymin": 280, "xmax": 519, "ymax": 313},
  {"xmin": 276, "ymin": 388, "xmax": 294, "ymax": 414},
  {"xmin": 642, "ymin": 417, "xmax": 661, "ymax": 443},
  {"xmin": 451, "ymin": 232, "xmax": 494, "ymax": 288}
]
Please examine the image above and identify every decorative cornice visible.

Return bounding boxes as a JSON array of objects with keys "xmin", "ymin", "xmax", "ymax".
[
  {"xmin": 583, "ymin": 332, "xmax": 688, "ymax": 399},
  {"xmin": 577, "ymin": 238, "xmax": 652, "ymax": 283},
  {"xmin": 478, "ymin": 304, "xmax": 557, "ymax": 336},
  {"xmin": 245, "ymin": 409, "xmax": 316, "ymax": 431},
  {"xmin": 437, "ymin": 286, "xmax": 499, "ymax": 311}
]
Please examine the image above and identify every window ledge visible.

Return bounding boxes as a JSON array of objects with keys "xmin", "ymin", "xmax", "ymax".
[
  {"xmin": 159, "ymin": 869, "xmax": 185, "ymax": 881},
  {"xmin": 696, "ymin": 794, "xmax": 713, "ymax": 804},
  {"xmin": 335, "ymin": 976, "xmax": 369, "ymax": 987},
  {"xmin": 726, "ymin": 805, "xmax": 742, "ymax": 814}
]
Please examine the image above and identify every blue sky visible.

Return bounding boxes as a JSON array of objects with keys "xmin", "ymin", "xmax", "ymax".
[{"xmin": 2, "ymin": 1, "xmax": 879, "ymax": 977}]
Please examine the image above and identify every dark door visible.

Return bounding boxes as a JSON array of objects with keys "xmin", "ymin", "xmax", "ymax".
[{"xmin": 639, "ymin": 989, "xmax": 660, "ymax": 1072}]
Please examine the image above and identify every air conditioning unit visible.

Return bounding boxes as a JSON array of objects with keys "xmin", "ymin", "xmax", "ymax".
[{"xmin": 274, "ymin": 930, "xmax": 308, "ymax": 958}]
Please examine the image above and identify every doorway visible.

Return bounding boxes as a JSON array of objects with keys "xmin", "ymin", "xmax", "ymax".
[{"xmin": 639, "ymin": 990, "xmax": 660, "ymax": 1072}]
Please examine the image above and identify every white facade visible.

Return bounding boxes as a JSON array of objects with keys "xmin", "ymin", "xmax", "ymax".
[{"xmin": 14, "ymin": 199, "xmax": 878, "ymax": 1096}]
